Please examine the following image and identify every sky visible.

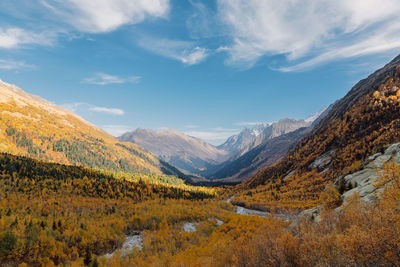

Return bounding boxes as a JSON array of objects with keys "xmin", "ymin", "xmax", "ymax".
[{"xmin": 1, "ymin": 0, "xmax": 400, "ymax": 145}]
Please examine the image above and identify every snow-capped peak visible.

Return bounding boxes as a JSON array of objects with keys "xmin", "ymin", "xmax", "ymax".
[{"xmin": 305, "ymin": 107, "xmax": 327, "ymax": 123}]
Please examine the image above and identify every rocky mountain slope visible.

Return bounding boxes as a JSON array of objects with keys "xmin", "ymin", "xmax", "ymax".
[
  {"xmin": 234, "ymin": 54, "xmax": 400, "ymax": 211},
  {"xmin": 209, "ymin": 127, "xmax": 311, "ymax": 182},
  {"xmin": 118, "ymin": 128, "xmax": 230, "ymax": 174},
  {"xmin": 119, "ymin": 114, "xmax": 323, "ymax": 179},
  {"xmin": 206, "ymin": 113, "xmax": 329, "ymax": 182},
  {"xmin": 217, "ymin": 123, "xmax": 268, "ymax": 155},
  {"xmin": 0, "ymin": 80, "xmax": 182, "ymax": 177}
]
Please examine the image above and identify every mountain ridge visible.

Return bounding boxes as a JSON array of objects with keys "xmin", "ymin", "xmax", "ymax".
[
  {"xmin": 233, "ymin": 53, "xmax": 400, "ymax": 211},
  {"xmin": 0, "ymin": 80, "xmax": 183, "ymax": 178}
]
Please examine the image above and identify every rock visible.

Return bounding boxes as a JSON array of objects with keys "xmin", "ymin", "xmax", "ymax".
[
  {"xmin": 340, "ymin": 143, "xmax": 400, "ymax": 204},
  {"xmin": 294, "ymin": 206, "xmax": 322, "ymax": 224},
  {"xmin": 384, "ymin": 143, "xmax": 400, "ymax": 156},
  {"xmin": 216, "ymin": 219, "xmax": 224, "ymax": 226},
  {"xmin": 183, "ymin": 222, "xmax": 198, "ymax": 232},
  {"xmin": 104, "ymin": 234, "xmax": 143, "ymax": 258},
  {"xmin": 367, "ymin": 153, "xmax": 382, "ymax": 161},
  {"xmin": 308, "ymin": 150, "xmax": 336, "ymax": 171},
  {"xmin": 284, "ymin": 170, "xmax": 295, "ymax": 180},
  {"xmin": 366, "ymin": 154, "xmax": 392, "ymax": 168}
]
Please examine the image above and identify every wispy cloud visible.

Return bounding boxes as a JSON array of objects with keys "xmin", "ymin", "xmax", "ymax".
[
  {"xmin": 234, "ymin": 121, "xmax": 265, "ymax": 127},
  {"xmin": 88, "ymin": 106, "xmax": 124, "ymax": 115},
  {"xmin": 218, "ymin": 0, "xmax": 400, "ymax": 71},
  {"xmin": 184, "ymin": 127, "xmax": 240, "ymax": 145},
  {"xmin": 101, "ymin": 124, "xmax": 134, "ymax": 136},
  {"xmin": 82, "ymin": 72, "xmax": 141, "ymax": 85},
  {"xmin": 0, "ymin": 59, "xmax": 35, "ymax": 70},
  {"xmin": 184, "ymin": 124, "xmax": 199, "ymax": 129},
  {"xmin": 138, "ymin": 36, "xmax": 208, "ymax": 65},
  {"xmin": 41, "ymin": 0, "xmax": 170, "ymax": 33},
  {"xmin": 0, "ymin": 27, "xmax": 55, "ymax": 49},
  {"xmin": 186, "ymin": 0, "xmax": 218, "ymax": 39},
  {"xmin": 61, "ymin": 102, "xmax": 125, "ymax": 115}
]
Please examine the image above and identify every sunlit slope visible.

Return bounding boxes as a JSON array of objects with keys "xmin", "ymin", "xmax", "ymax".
[
  {"xmin": 235, "ymin": 54, "xmax": 400, "ymax": 210},
  {"xmin": 0, "ymin": 80, "xmax": 181, "ymax": 176}
]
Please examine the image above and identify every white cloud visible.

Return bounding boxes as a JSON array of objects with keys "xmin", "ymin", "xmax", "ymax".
[
  {"xmin": 0, "ymin": 59, "xmax": 34, "ymax": 70},
  {"xmin": 0, "ymin": 27, "xmax": 54, "ymax": 49},
  {"xmin": 42, "ymin": 0, "xmax": 170, "ymax": 33},
  {"xmin": 101, "ymin": 125, "xmax": 134, "ymax": 137},
  {"xmin": 138, "ymin": 37, "xmax": 208, "ymax": 65},
  {"xmin": 217, "ymin": 0, "xmax": 400, "ymax": 70},
  {"xmin": 61, "ymin": 102, "xmax": 125, "ymax": 115},
  {"xmin": 185, "ymin": 124, "xmax": 199, "ymax": 129},
  {"xmin": 184, "ymin": 127, "xmax": 240, "ymax": 145},
  {"xmin": 186, "ymin": 0, "xmax": 217, "ymax": 39},
  {"xmin": 235, "ymin": 121, "xmax": 264, "ymax": 127},
  {"xmin": 82, "ymin": 72, "xmax": 141, "ymax": 85},
  {"xmin": 89, "ymin": 106, "xmax": 124, "ymax": 115}
]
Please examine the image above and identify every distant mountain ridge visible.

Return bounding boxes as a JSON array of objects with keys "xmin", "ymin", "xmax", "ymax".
[
  {"xmin": 118, "ymin": 128, "xmax": 230, "ymax": 175},
  {"xmin": 0, "ymin": 80, "xmax": 183, "ymax": 177},
  {"xmin": 118, "ymin": 109, "xmax": 326, "ymax": 181},
  {"xmin": 206, "ymin": 114, "xmax": 328, "ymax": 182},
  {"xmin": 217, "ymin": 123, "xmax": 269, "ymax": 155}
]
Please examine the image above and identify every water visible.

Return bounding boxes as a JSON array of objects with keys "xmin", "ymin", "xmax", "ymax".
[{"xmin": 235, "ymin": 206, "xmax": 268, "ymax": 217}]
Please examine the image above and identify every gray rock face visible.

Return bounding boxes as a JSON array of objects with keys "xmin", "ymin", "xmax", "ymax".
[
  {"xmin": 298, "ymin": 143, "xmax": 400, "ymax": 222},
  {"xmin": 183, "ymin": 222, "xmax": 198, "ymax": 232},
  {"xmin": 104, "ymin": 234, "xmax": 143, "ymax": 258},
  {"xmin": 308, "ymin": 150, "xmax": 336, "ymax": 171},
  {"xmin": 341, "ymin": 143, "xmax": 400, "ymax": 204}
]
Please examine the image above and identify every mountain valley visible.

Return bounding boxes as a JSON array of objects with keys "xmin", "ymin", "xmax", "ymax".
[{"xmin": 1, "ymin": 2, "xmax": 400, "ymax": 265}]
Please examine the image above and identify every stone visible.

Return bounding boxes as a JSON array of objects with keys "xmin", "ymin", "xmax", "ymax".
[
  {"xmin": 366, "ymin": 154, "xmax": 392, "ymax": 168},
  {"xmin": 367, "ymin": 153, "xmax": 382, "ymax": 162}
]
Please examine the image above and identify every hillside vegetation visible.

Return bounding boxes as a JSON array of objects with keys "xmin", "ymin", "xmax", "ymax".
[
  {"xmin": 233, "ymin": 56, "xmax": 400, "ymax": 211},
  {"xmin": 0, "ymin": 153, "xmax": 216, "ymax": 266},
  {"xmin": 0, "ymin": 81, "xmax": 182, "ymax": 179},
  {"xmin": 1, "ymin": 154, "xmax": 398, "ymax": 266}
]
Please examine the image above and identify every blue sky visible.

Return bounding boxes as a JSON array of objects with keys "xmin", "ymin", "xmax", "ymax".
[{"xmin": 1, "ymin": 0, "xmax": 400, "ymax": 145}]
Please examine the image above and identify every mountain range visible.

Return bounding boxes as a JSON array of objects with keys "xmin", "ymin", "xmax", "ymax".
[{"xmin": 118, "ymin": 109, "xmax": 327, "ymax": 182}]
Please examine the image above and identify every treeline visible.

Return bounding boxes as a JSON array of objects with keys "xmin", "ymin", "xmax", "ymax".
[
  {"xmin": 0, "ymin": 153, "xmax": 217, "ymax": 266},
  {"xmin": 0, "ymin": 153, "xmax": 214, "ymax": 201}
]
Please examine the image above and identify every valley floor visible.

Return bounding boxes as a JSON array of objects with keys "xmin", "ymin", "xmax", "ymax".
[{"xmin": 0, "ymin": 153, "xmax": 399, "ymax": 266}]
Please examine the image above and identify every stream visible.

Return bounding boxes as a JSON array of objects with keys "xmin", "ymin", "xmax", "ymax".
[
  {"xmin": 227, "ymin": 195, "xmax": 295, "ymax": 221},
  {"xmin": 103, "ymin": 195, "xmax": 293, "ymax": 259}
]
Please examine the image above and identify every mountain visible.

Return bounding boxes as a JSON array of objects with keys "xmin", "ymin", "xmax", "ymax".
[
  {"xmin": 0, "ymin": 80, "xmax": 182, "ymax": 177},
  {"xmin": 217, "ymin": 123, "xmax": 269, "ymax": 155},
  {"xmin": 207, "ymin": 114, "xmax": 327, "ymax": 182},
  {"xmin": 234, "ymin": 54, "xmax": 400, "ymax": 211},
  {"xmin": 118, "ymin": 128, "xmax": 230, "ymax": 174},
  {"xmin": 209, "ymin": 127, "xmax": 311, "ymax": 182},
  {"xmin": 242, "ymin": 118, "xmax": 313, "ymax": 155}
]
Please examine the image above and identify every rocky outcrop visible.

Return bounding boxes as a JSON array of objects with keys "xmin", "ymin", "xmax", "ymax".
[
  {"xmin": 298, "ymin": 143, "xmax": 400, "ymax": 222},
  {"xmin": 338, "ymin": 143, "xmax": 400, "ymax": 204}
]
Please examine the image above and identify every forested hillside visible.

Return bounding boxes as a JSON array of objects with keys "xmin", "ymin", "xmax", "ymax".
[
  {"xmin": 233, "ymin": 54, "xmax": 400, "ymax": 211},
  {"xmin": 1, "ymin": 151, "xmax": 398, "ymax": 266},
  {"xmin": 0, "ymin": 153, "xmax": 215, "ymax": 266},
  {"xmin": 0, "ymin": 80, "xmax": 183, "ymax": 178}
]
